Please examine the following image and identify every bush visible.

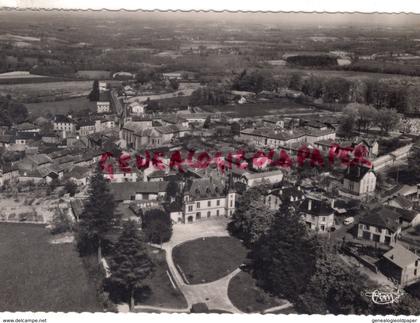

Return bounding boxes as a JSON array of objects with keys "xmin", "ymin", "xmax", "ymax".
[{"xmin": 51, "ymin": 211, "xmax": 73, "ymax": 235}]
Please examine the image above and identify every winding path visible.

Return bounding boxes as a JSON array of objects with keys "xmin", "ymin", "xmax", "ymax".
[{"xmin": 158, "ymin": 218, "xmax": 244, "ymax": 313}]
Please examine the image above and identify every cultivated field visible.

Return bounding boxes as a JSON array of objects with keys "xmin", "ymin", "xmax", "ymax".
[
  {"xmin": 25, "ymin": 96, "xmax": 97, "ymax": 117},
  {"xmin": 0, "ymin": 223, "xmax": 102, "ymax": 312},
  {"xmin": 0, "ymin": 80, "xmax": 92, "ymax": 103},
  {"xmin": 202, "ymin": 98, "xmax": 329, "ymax": 117}
]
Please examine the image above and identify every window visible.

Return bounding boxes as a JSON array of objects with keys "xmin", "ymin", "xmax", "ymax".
[
  {"xmin": 188, "ymin": 205, "xmax": 193, "ymax": 212},
  {"xmin": 376, "ymin": 227, "xmax": 381, "ymax": 233},
  {"xmin": 415, "ymin": 269, "xmax": 418, "ymax": 276},
  {"xmin": 197, "ymin": 202, "xmax": 200, "ymax": 209},
  {"xmin": 416, "ymin": 260, "xmax": 419, "ymax": 267},
  {"xmin": 207, "ymin": 211, "xmax": 211, "ymax": 218},
  {"xmin": 217, "ymin": 200, "xmax": 220, "ymax": 206},
  {"xmin": 321, "ymin": 216, "xmax": 325, "ymax": 222},
  {"xmin": 208, "ymin": 201, "xmax": 211, "ymax": 207},
  {"xmin": 216, "ymin": 210, "xmax": 220, "ymax": 216},
  {"xmin": 230, "ymin": 200, "xmax": 233, "ymax": 207}
]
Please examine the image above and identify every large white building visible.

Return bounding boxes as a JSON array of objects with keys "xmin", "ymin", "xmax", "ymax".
[{"xmin": 174, "ymin": 178, "xmax": 236, "ymax": 223}]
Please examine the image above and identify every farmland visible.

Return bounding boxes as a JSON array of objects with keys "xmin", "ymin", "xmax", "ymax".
[
  {"xmin": 0, "ymin": 223, "xmax": 102, "ymax": 312},
  {"xmin": 25, "ymin": 96, "xmax": 97, "ymax": 117},
  {"xmin": 0, "ymin": 80, "xmax": 92, "ymax": 103},
  {"xmin": 201, "ymin": 98, "xmax": 331, "ymax": 117}
]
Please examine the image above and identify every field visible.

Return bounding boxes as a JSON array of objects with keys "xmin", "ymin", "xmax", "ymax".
[
  {"xmin": 276, "ymin": 66, "xmax": 420, "ymax": 83},
  {"xmin": 172, "ymin": 236, "xmax": 248, "ymax": 284},
  {"xmin": 25, "ymin": 96, "xmax": 97, "ymax": 117},
  {"xmin": 202, "ymin": 98, "xmax": 328, "ymax": 117},
  {"xmin": 0, "ymin": 223, "xmax": 102, "ymax": 312},
  {"xmin": 0, "ymin": 80, "xmax": 92, "ymax": 103}
]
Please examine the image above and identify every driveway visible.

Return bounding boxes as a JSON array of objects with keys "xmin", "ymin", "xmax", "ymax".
[{"xmin": 159, "ymin": 218, "xmax": 244, "ymax": 313}]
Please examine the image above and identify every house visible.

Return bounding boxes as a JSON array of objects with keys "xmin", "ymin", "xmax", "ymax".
[
  {"xmin": 0, "ymin": 165, "xmax": 19, "ymax": 187},
  {"xmin": 14, "ymin": 122, "xmax": 40, "ymax": 133},
  {"xmin": 97, "ymin": 91, "xmax": 111, "ymax": 113},
  {"xmin": 264, "ymin": 185, "xmax": 306, "ymax": 210},
  {"xmin": 77, "ymin": 119, "xmax": 96, "ymax": 137},
  {"xmin": 357, "ymin": 206, "xmax": 403, "ymax": 246},
  {"xmin": 53, "ymin": 115, "xmax": 75, "ymax": 133},
  {"xmin": 386, "ymin": 195, "xmax": 414, "ymax": 210},
  {"xmin": 341, "ymin": 165, "xmax": 376, "ymax": 197},
  {"xmin": 160, "ymin": 115, "xmax": 189, "ymax": 128},
  {"xmin": 64, "ymin": 166, "xmax": 91, "ymax": 186},
  {"xmin": 17, "ymin": 154, "xmax": 52, "ymax": 171},
  {"xmin": 299, "ymin": 198, "xmax": 335, "ymax": 233},
  {"xmin": 240, "ymin": 170, "xmax": 283, "ymax": 188},
  {"xmin": 128, "ymin": 101, "xmax": 145, "ymax": 115},
  {"xmin": 108, "ymin": 181, "xmax": 168, "ymax": 203},
  {"xmin": 181, "ymin": 178, "xmax": 235, "ymax": 224},
  {"xmin": 380, "ymin": 244, "xmax": 420, "ymax": 287},
  {"xmin": 0, "ymin": 134, "xmax": 13, "ymax": 148}
]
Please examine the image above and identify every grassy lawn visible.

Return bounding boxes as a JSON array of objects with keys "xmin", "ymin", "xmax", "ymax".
[
  {"xmin": 0, "ymin": 223, "xmax": 102, "ymax": 312},
  {"xmin": 137, "ymin": 247, "xmax": 188, "ymax": 309},
  {"xmin": 172, "ymin": 236, "xmax": 247, "ymax": 284},
  {"xmin": 228, "ymin": 270, "xmax": 288, "ymax": 313},
  {"xmin": 26, "ymin": 96, "xmax": 97, "ymax": 117}
]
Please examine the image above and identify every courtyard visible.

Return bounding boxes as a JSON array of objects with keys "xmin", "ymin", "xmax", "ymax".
[{"xmin": 173, "ymin": 236, "xmax": 248, "ymax": 284}]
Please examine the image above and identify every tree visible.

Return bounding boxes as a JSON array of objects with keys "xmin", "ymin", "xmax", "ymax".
[
  {"xmin": 338, "ymin": 113, "xmax": 356, "ymax": 137},
  {"xmin": 375, "ymin": 108, "xmax": 401, "ymax": 135},
  {"xmin": 142, "ymin": 209, "xmax": 172, "ymax": 246},
  {"xmin": 323, "ymin": 77, "xmax": 351, "ymax": 103},
  {"xmin": 232, "ymin": 69, "xmax": 276, "ymax": 94},
  {"xmin": 296, "ymin": 244, "xmax": 373, "ymax": 314},
  {"xmin": 203, "ymin": 116, "xmax": 211, "ymax": 129},
  {"xmin": 189, "ymin": 85, "xmax": 229, "ymax": 106},
  {"xmin": 88, "ymin": 80, "xmax": 100, "ymax": 101},
  {"xmin": 64, "ymin": 180, "xmax": 77, "ymax": 197},
  {"xmin": 165, "ymin": 179, "xmax": 179, "ymax": 201},
  {"xmin": 228, "ymin": 186, "xmax": 270, "ymax": 244},
  {"xmin": 51, "ymin": 209, "xmax": 73, "ymax": 235},
  {"xmin": 106, "ymin": 221, "xmax": 154, "ymax": 311},
  {"xmin": 288, "ymin": 73, "xmax": 303, "ymax": 91},
  {"xmin": 77, "ymin": 165, "xmax": 119, "ymax": 262},
  {"xmin": 250, "ymin": 210, "xmax": 319, "ymax": 302},
  {"xmin": 408, "ymin": 146, "xmax": 420, "ymax": 181},
  {"xmin": 169, "ymin": 78, "xmax": 180, "ymax": 91}
]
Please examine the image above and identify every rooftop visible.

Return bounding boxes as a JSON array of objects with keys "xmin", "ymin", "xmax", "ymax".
[{"xmin": 383, "ymin": 244, "xmax": 419, "ymax": 268}]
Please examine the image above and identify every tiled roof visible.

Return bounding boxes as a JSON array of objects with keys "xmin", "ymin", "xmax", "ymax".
[
  {"xmin": 109, "ymin": 181, "xmax": 168, "ymax": 201},
  {"xmin": 360, "ymin": 206, "xmax": 401, "ymax": 233},
  {"xmin": 184, "ymin": 178, "xmax": 226, "ymax": 200},
  {"xmin": 343, "ymin": 165, "xmax": 373, "ymax": 182},
  {"xmin": 383, "ymin": 244, "xmax": 419, "ymax": 268},
  {"xmin": 299, "ymin": 198, "xmax": 334, "ymax": 217}
]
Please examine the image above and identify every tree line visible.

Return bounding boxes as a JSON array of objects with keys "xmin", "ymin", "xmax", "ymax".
[{"xmin": 289, "ymin": 73, "xmax": 420, "ymax": 114}]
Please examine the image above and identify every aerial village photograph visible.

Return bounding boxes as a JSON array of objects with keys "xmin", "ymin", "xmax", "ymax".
[{"xmin": 1, "ymin": 7, "xmax": 420, "ymax": 320}]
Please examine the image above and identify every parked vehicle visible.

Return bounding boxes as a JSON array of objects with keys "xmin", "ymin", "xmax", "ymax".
[{"xmin": 343, "ymin": 217, "xmax": 355, "ymax": 225}]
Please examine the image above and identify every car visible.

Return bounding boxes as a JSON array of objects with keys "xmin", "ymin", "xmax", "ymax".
[{"xmin": 343, "ymin": 217, "xmax": 355, "ymax": 225}]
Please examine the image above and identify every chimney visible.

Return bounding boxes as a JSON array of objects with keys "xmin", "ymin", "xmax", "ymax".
[{"xmin": 308, "ymin": 199, "xmax": 312, "ymax": 211}]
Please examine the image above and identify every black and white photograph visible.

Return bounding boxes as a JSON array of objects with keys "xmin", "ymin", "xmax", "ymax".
[{"xmin": 1, "ymin": 6, "xmax": 420, "ymax": 320}]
